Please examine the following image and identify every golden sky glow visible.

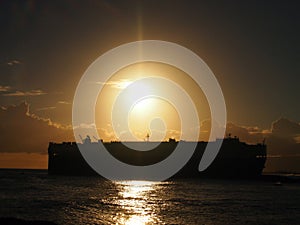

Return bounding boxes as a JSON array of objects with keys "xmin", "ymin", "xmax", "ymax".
[{"xmin": 95, "ymin": 62, "xmax": 210, "ymax": 142}]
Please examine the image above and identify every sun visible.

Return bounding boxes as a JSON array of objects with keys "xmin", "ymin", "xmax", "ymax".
[
  {"xmin": 130, "ymin": 98, "xmax": 155, "ymax": 115},
  {"xmin": 95, "ymin": 62, "xmax": 209, "ymax": 142},
  {"xmin": 128, "ymin": 97, "xmax": 178, "ymax": 141}
]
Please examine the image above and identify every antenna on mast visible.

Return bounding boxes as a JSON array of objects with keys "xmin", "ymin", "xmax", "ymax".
[{"xmin": 146, "ymin": 133, "xmax": 150, "ymax": 142}]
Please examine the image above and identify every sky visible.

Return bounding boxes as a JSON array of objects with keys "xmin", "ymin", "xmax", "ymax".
[{"xmin": 0, "ymin": 0, "xmax": 299, "ymax": 171}]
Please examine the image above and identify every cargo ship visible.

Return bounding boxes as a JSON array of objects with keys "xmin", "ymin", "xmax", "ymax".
[{"xmin": 48, "ymin": 135, "xmax": 267, "ymax": 179}]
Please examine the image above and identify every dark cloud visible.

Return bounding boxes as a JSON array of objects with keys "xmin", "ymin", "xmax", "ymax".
[
  {"xmin": 262, "ymin": 118, "xmax": 300, "ymax": 172},
  {"xmin": 0, "ymin": 85, "xmax": 47, "ymax": 97},
  {"xmin": 0, "ymin": 85, "xmax": 11, "ymax": 92},
  {"xmin": 200, "ymin": 119, "xmax": 300, "ymax": 172},
  {"xmin": 225, "ymin": 119, "xmax": 300, "ymax": 158},
  {"xmin": 225, "ymin": 122, "xmax": 264, "ymax": 144},
  {"xmin": 271, "ymin": 117, "xmax": 300, "ymax": 138},
  {"xmin": 2, "ymin": 89, "xmax": 46, "ymax": 97},
  {"xmin": 0, "ymin": 102, "xmax": 73, "ymax": 154}
]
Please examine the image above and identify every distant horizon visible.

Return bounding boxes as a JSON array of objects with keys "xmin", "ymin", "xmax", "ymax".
[{"xmin": 1, "ymin": 168, "xmax": 300, "ymax": 175}]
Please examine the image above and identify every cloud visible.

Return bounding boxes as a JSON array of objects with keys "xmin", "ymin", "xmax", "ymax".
[
  {"xmin": 262, "ymin": 118, "xmax": 300, "ymax": 173},
  {"xmin": 198, "ymin": 118, "xmax": 300, "ymax": 172},
  {"xmin": 96, "ymin": 79, "xmax": 133, "ymax": 89},
  {"xmin": 57, "ymin": 101, "xmax": 71, "ymax": 105},
  {"xmin": 223, "ymin": 119, "xmax": 300, "ymax": 158},
  {"xmin": 271, "ymin": 117, "xmax": 300, "ymax": 138},
  {"xmin": 3, "ymin": 89, "xmax": 47, "ymax": 97},
  {"xmin": 228, "ymin": 119, "xmax": 300, "ymax": 173},
  {"xmin": 99, "ymin": 127, "xmax": 115, "ymax": 141},
  {"xmin": 96, "ymin": 126, "xmax": 182, "ymax": 142},
  {"xmin": 36, "ymin": 106, "xmax": 56, "ymax": 111},
  {"xmin": 6, "ymin": 60, "xmax": 21, "ymax": 66},
  {"xmin": 0, "ymin": 85, "xmax": 46, "ymax": 97},
  {"xmin": 198, "ymin": 119, "xmax": 264, "ymax": 143},
  {"xmin": 0, "ymin": 102, "xmax": 73, "ymax": 154},
  {"xmin": 0, "ymin": 85, "xmax": 11, "ymax": 92},
  {"xmin": 225, "ymin": 122, "xmax": 264, "ymax": 144},
  {"xmin": 73, "ymin": 123, "xmax": 96, "ymax": 129}
]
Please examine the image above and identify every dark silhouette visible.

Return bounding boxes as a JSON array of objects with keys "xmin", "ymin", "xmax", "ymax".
[{"xmin": 48, "ymin": 136, "xmax": 267, "ymax": 179}]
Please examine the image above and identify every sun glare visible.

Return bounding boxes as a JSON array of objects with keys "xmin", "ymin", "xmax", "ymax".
[
  {"xmin": 130, "ymin": 98, "xmax": 156, "ymax": 115},
  {"xmin": 95, "ymin": 62, "xmax": 209, "ymax": 142},
  {"xmin": 128, "ymin": 98, "xmax": 179, "ymax": 141}
]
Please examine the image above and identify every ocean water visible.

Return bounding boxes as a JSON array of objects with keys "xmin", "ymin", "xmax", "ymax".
[{"xmin": 0, "ymin": 169, "xmax": 300, "ymax": 225}]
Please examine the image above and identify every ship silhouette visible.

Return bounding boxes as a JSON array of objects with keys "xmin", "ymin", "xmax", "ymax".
[{"xmin": 48, "ymin": 135, "xmax": 267, "ymax": 179}]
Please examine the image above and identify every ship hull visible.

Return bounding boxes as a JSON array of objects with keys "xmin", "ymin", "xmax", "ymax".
[{"xmin": 48, "ymin": 138, "xmax": 266, "ymax": 179}]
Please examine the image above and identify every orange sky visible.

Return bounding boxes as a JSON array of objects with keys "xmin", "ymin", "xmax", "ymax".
[{"xmin": 0, "ymin": 153, "xmax": 48, "ymax": 169}]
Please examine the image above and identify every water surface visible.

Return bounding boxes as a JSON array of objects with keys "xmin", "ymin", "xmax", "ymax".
[{"xmin": 0, "ymin": 169, "xmax": 299, "ymax": 224}]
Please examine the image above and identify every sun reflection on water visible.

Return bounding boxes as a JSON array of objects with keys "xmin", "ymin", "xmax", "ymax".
[{"xmin": 113, "ymin": 180, "xmax": 161, "ymax": 225}]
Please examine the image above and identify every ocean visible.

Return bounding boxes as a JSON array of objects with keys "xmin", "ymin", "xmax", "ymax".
[{"xmin": 0, "ymin": 169, "xmax": 299, "ymax": 225}]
